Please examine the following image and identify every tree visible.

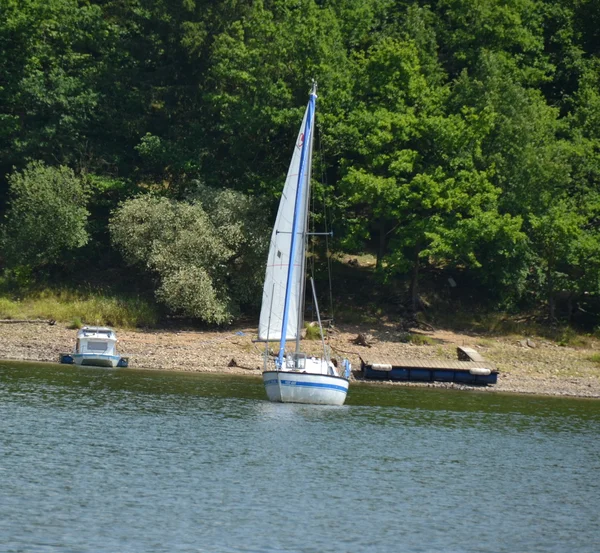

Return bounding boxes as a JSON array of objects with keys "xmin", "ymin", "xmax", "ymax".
[
  {"xmin": 1, "ymin": 161, "xmax": 89, "ymax": 271},
  {"xmin": 447, "ymin": 50, "xmax": 568, "ymax": 304},
  {"xmin": 332, "ymin": 37, "xmax": 525, "ymax": 310},
  {"xmin": 0, "ymin": 0, "xmax": 105, "ymax": 179},
  {"xmin": 434, "ymin": 0, "xmax": 546, "ymax": 81},
  {"xmin": 528, "ymin": 196, "xmax": 597, "ymax": 320},
  {"xmin": 109, "ymin": 185, "xmax": 268, "ymax": 324}
]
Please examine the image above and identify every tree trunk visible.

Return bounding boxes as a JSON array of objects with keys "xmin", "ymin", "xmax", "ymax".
[
  {"xmin": 547, "ymin": 267, "xmax": 555, "ymax": 321},
  {"xmin": 410, "ymin": 249, "xmax": 420, "ymax": 313},
  {"xmin": 376, "ymin": 217, "xmax": 385, "ymax": 270}
]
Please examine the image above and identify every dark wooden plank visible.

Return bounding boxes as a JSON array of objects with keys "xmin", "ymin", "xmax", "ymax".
[{"xmin": 457, "ymin": 346, "xmax": 486, "ymax": 362}]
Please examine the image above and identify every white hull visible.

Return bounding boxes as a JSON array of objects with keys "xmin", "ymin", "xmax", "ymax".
[
  {"xmin": 262, "ymin": 370, "xmax": 349, "ymax": 405},
  {"xmin": 72, "ymin": 353, "xmax": 123, "ymax": 368}
]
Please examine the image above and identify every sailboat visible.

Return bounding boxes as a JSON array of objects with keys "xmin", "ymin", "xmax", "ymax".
[{"xmin": 258, "ymin": 84, "xmax": 350, "ymax": 405}]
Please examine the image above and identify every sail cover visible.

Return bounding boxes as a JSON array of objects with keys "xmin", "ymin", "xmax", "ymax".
[{"xmin": 258, "ymin": 97, "xmax": 314, "ymax": 342}]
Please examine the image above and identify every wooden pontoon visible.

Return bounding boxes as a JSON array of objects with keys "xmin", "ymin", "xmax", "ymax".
[{"xmin": 361, "ymin": 346, "xmax": 498, "ymax": 385}]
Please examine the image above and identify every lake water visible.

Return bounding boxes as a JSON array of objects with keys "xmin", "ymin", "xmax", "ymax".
[{"xmin": 1, "ymin": 361, "xmax": 599, "ymax": 553}]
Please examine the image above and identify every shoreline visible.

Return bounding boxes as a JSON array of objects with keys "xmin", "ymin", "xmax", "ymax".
[{"xmin": 1, "ymin": 321, "xmax": 599, "ymax": 399}]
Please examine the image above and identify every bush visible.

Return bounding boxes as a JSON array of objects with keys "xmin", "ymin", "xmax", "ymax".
[
  {"xmin": 304, "ymin": 322, "xmax": 322, "ymax": 341},
  {"xmin": 1, "ymin": 161, "xmax": 89, "ymax": 269},
  {"xmin": 110, "ymin": 187, "xmax": 269, "ymax": 324},
  {"xmin": 68, "ymin": 317, "xmax": 83, "ymax": 329},
  {"xmin": 398, "ymin": 332, "xmax": 435, "ymax": 345}
]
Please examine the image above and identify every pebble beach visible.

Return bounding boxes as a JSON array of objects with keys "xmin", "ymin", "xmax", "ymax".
[{"xmin": 1, "ymin": 320, "xmax": 599, "ymax": 399}]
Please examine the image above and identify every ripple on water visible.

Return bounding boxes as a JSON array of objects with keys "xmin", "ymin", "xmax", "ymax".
[{"xmin": 1, "ymin": 361, "xmax": 599, "ymax": 553}]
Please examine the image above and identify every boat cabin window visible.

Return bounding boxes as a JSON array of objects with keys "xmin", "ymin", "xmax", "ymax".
[
  {"xmin": 86, "ymin": 341, "xmax": 109, "ymax": 352},
  {"xmin": 291, "ymin": 352, "xmax": 307, "ymax": 369}
]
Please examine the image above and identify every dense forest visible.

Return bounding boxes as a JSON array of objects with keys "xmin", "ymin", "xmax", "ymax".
[{"xmin": 1, "ymin": 0, "xmax": 599, "ymax": 328}]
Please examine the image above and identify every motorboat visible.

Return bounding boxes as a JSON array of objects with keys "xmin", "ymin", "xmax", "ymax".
[{"xmin": 59, "ymin": 326, "xmax": 128, "ymax": 368}]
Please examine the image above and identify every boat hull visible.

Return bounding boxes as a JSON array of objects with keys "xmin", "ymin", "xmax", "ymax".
[
  {"xmin": 60, "ymin": 353, "xmax": 128, "ymax": 368},
  {"xmin": 262, "ymin": 371, "xmax": 349, "ymax": 405}
]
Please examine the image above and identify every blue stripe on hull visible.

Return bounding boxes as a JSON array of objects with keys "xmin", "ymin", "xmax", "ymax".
[{"xmin": 264, "ymin": 378, "xmax": 348, "ymax": 393}]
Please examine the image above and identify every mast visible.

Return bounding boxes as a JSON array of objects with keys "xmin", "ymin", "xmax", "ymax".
[
  {"xmin": 277, "ymin": 85, "xmax": 317, "ymax": 367},
  {"xmin": 296, "ymin": 85, "xmax": 316, "ymax": 353}
]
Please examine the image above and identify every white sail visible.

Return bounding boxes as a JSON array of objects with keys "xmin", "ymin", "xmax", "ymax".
[{"xmin": 258, "ymin": 105, "xmax": 312, "ymax": 342}]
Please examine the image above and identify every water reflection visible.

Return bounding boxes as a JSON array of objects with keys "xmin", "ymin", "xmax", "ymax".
[{"xmin": 2, "ymin": 359, "xmax": 600, "ymax": 423}]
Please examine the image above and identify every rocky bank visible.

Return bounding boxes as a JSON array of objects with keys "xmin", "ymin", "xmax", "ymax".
[{"xmin": 1, "ymin": 320, "xmax": 599, "ymax": 399}]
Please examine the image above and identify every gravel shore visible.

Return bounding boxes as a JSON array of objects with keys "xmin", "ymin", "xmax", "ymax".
[{"xmin": 1, "ymin": 321, "xmax": 599, "ymax": 399}]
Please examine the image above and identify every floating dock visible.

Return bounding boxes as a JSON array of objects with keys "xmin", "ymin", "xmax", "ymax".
[{"xmin": 361, "ymin": 347, "xmax": 498, "ymax": 385}]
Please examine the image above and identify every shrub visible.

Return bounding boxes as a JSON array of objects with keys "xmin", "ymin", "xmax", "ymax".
[
  {"xmin": 68, "ymin": 317, "xmax": 83, "ymax": 330},
  {"xmin": 110, "ymin": 187, "xmax": 269, "ymax": 324},
  {"xmin": 304, "ymin": 323, "xmax": 322, "ymax": 341},
  {"xmin": 399, "ymin": 332, "xmax": 435, "ymax": 345},
  {"xmin": 1, "ymin": 161, "xmax": 89, "ymax": 269}
]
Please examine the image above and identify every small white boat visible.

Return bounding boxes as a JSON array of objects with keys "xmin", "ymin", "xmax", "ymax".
[
  {"xmin": 59, "ymin": 326, "xmax": 129, "ymax": 368},
  {"xmin": 258, "ymin": 84, "xmax": 350, "ymax": 405}
]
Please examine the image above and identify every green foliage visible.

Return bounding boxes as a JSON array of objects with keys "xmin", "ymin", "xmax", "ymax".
[
  {"xmin": 304, "ymin": 323, "xmax": 322, "ymax": 341},
  {"xmin": 435, "ymin": 0, "xmax": 546, "ymax": 80},
  {"xmin": 332, "ymin": 36, "xmax": 528, "ymax": 308},
  {"xmin": 110, "ymin": 187, "xmax": 269, "ymax": 324},
  {"xmin": 68, "ymin": 317, "xmax": 82, "ymax": 330},
  {"xmin": 1, "ymin": 161, "xmax": 89, "ymax": 269},
  {"xmin": 0, "ymin": 0, "xmax": 599, "ymax": 326},
  {"xmin": 0, "ymin": 0, "xmax": 105, "ymax": 175},
  {"xmin": 555, "ymin": 327, "xmax": 589, "ymax": 347},
  {"xmin": 0, "ymin": 297, "xmax": 20, "ymax": 319},
  {"xmin": 0, "ymin": 289, "xmax": 158, "ymax": 328},
  {"xmin": 398, "ymin": 332, "xmax": 435, "ymax": 345}
]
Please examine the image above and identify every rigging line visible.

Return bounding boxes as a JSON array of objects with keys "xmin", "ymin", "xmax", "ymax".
[
  {"xmin": 310, "ymin": 277, "xmax": 329, "ymax": 364},
  {"xmin": 316, "ymin": 120, "xmax": 335, "ymax": 326},
  {"xmin": 309, "ymin": 163, "xmax": 316, "ymax": 316},
  {"xmin": 308, "ymin": 126, "xmax": 319, "ymax": 326},
  {"xmin": 308, "ymin": 116, "xmax": 322, "ymax": 325},
  {"xmin": 264, "ymin": 283, "xmax": 275, "ymax": 371}
]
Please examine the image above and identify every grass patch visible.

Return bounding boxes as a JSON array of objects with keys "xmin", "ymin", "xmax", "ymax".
[
  {"xmin": 398, "ymin": 332, "xmax": 435, "ymax": 346},
  {"xmin": 432, "ymin": 310, "xmax": 537, "ymax": 335},
  {"xmin": 333, "ymin": 252, "xmax": 378, "ymax": 268},
  {"xmin": 305, "ymin": 322, "xmax": 322, "ymax": 341},
  {"xmin": 0, "ymin": 289, "xmax": 158, "ymax": 328},
  {"xmin": 0, "ymin": 297, "xmax": 20, "ymax": 319},
  {"xmin": 429, "ymin": 306, "xmax": 597, "ymax": 348},
  {"xmin": 67, "ymin": 317, "xmax": 83, "ymax": 330},
  {"xmin": 553, "ymin": 327, "xmax": 593, "ymax": 347},
  {"xmin": 475, "ymin": 337, "xmax": 495, "ymax": 348},
  {"xmin": 588, "ymin": 353, "xmax": 600, "ymax": 365}
]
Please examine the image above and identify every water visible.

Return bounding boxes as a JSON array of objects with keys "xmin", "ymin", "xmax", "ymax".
[{"xmin": 1, "ymin": 361, "xmax": 599, "ymax": 553}]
